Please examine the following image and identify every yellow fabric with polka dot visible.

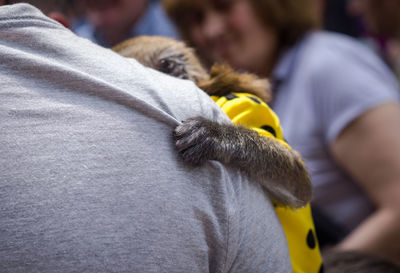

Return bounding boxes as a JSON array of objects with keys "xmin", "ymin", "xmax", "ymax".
[{"xmin": 212, "ymin": 93, "xmax": 323, "ymax": 273}]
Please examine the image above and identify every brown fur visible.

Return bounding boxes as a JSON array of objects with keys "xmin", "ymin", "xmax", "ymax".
[
  {"xmin": 198, "ymin": 64, "xmax": 271, "ymax": 103},
  {"xmin": 113, "ymin": 36, "xmax": 271, "ymax": 102},
  {"xmin": 112, "ymin": 35, "xmax": 312, "ymax": 208},
  {"xmin": 113, "ymin": 36, "xmax": 209, "ymax": 83}
]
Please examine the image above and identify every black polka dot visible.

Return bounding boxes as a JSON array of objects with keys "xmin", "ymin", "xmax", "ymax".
[
  {"xmin": 247, "ymin": 96, "xmax": 261, "ymax": 104},
  {"xmin": 318, "ymin": 263, "xmax": 324, "ymax": 273},
  {"xmin": 225, "ymin": 93, "xmax": 238, "ymax": 100},
  {"xmin": 306, "ymin": 229, "xmax": 316, "ymax": 249},
  {"xmin": 261, "ymin": 125, "xmax": 277, "ymax": 137}
]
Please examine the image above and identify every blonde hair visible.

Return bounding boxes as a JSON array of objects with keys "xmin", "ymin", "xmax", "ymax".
[{"xmin": 162, "ymin": 0, "xmax": 321, "ymax": 51}]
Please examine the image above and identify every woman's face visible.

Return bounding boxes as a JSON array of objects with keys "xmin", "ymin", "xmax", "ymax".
[{"xmin": 183, "ymin": 0, "xmax": 278, "ymax": 75}]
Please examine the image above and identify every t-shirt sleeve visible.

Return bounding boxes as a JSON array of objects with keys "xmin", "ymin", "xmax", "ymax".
[{"xmin": 311, "ymin": 49, "xmax": 400, "ymax": 144}]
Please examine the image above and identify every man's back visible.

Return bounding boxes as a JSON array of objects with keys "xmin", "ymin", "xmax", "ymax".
[{"xmin": 0, "ymin": 4, "xmax": 291, "ymax": 272}]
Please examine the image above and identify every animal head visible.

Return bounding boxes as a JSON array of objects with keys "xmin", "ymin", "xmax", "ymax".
[
  {"xmin": 113, "ymin": 35, "xmax": 209, "ymax": 83},
  {"xmin": 113, "ymin": 35, "xmax": 271, "ymax": 103}
]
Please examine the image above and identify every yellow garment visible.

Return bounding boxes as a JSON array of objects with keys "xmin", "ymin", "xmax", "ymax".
[{"xmin": 212, "ymin": 93, "xmax": 323, "ymax": 273}]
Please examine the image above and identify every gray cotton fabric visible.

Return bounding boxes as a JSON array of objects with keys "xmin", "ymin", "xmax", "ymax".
[{"xmin": 0, "ymin": 4, "xmax": 291, "ymax": 273}]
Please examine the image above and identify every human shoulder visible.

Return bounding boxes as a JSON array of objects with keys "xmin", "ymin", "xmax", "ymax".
[
  {"xmin": 142, "ymin": 67, "xmax": 230, "ymax": 123},
  {"xmin": 4, "ymin": 4, "xmax": 227, "ymax": 126}
]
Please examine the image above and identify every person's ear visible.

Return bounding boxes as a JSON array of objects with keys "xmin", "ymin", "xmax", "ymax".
[{"xmin": 48, "ymin": 12, "xmax": 70, "ymax": 29}]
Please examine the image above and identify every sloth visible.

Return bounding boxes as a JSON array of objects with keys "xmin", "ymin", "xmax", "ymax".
[{"xmin": 113, "ymin": 36, "xmax": 312, "ymax": 208}]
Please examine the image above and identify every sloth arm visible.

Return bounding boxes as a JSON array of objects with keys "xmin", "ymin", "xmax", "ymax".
[{"xmin": 174, "ymin": 92, "xmax": 312, "ymax": 208}]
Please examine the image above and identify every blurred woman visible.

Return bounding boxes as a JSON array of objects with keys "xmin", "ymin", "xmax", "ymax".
[{"xmin": 162, "ymin": 0, "xmax": 400, "ymax": 263}]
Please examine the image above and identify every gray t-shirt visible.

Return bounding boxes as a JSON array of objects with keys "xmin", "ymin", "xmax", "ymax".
[{"xmin": 0, "ymin": 4, "xmax": 291, "ymax": 273}]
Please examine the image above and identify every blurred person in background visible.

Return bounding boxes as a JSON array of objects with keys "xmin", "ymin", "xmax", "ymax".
[
  {"xmin": 161, "ymin": 0, "xmax": 400, "ymax": 264},
  {"xmin": 73, "ymin": 0, "xmax": 178, "ymax": 47}
]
